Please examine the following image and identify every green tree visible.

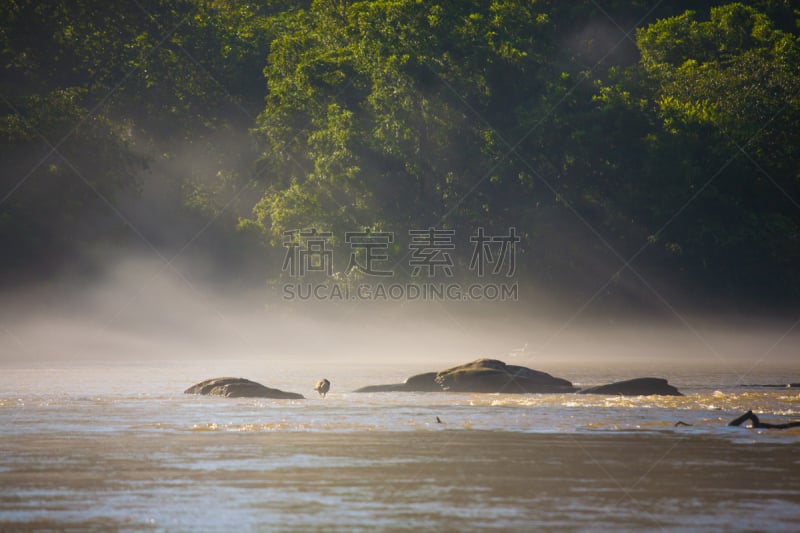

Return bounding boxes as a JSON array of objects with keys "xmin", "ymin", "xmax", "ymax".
[
  {"xmin": 598, "ymin": 3, "xmax": 800, "ymax": 302},
  {"xmin": 249, "ymin": 0, "xmax": 559, "ymax": 273},
  {"xmin": 0, "ymin": 0, "xmax": 278, "ymax": 276}
]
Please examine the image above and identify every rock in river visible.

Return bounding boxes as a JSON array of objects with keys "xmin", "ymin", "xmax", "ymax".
[
  {"xmin": 435, "ymin": 359, "xmax": 576, "ymax": 393},
  {"xmin": 353, "ymin": 372, "xmax": 440, "ymax": 393},
  {"xmin": 184, "ymin": 377, "xmax": 305, "ymax": 399},
  {"xmin": 577, "ymin": 377, "xmax": 682, "ymax": 396},
  {"xmin": 354, "ymin": 358, "xmax": 576, "ymax": 394}
]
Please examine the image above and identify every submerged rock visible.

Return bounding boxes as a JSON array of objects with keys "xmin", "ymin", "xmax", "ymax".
[
  {"xmin": 184, "ymin": 377, "xmax": 305, "ymax": 399},
  {"xmin": 577, "ymin": 377, "xmax": 682, "ymax": 396},
  {"xmin": 353, "ymin": 359, "xmax": 576, "ymax": 394}
]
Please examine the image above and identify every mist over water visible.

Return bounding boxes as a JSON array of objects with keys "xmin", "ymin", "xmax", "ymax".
[{"xmin": 1, "ymin": 252, "xmax": 797, "ymax": 402}]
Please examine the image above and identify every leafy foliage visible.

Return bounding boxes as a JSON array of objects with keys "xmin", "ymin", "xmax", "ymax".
[
  {"xmin": 2, "ymin": 0, "xmax": 798, "ymax": 306},
  {"xmin": 1, "ymin": 0, "xmax": 277, "ymax": 273}
]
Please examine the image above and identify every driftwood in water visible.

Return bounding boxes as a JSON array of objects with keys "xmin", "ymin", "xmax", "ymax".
[{"xmin": 728, "ymin": 410, "xmax": 800, "ymax": 430}]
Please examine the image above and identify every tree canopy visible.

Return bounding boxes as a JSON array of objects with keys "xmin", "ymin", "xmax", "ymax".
[{"xmin": 2, "ymin": 0, "xmax": 798, "ymax": 310}]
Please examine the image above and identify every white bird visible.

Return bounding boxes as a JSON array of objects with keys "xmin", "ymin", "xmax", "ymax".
[
  {"xmin": 509, "ymin": 342, "xmax": 528, "ymax": 357},
  {"xmin": 314, "ymin": 378, "xmax": 331, "ymax": 398}
]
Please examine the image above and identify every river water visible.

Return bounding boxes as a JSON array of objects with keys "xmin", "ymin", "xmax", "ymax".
[{"xmin": 1, "ymin": 362, "xmax": 798, "ymax": 531}]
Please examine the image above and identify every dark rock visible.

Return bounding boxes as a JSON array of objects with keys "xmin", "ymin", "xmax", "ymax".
[
  {"xmin": 435, "ymin": 359, "xmax": 576, "ymax": 393},
  {"xmin": 404, "ymin": 371, "xmax": 440, "ymax": 391},
  {"xmin": 184, "ymin": 377, "xmax": 305, "ymax": 399},
  {"xmin": 352, "ymin": 372, "xmax": 439, "ymax": 393},
  {"xmin": 739, "ymin": 383, "xmax": 800, "ymax": 388},
  {"xmin": 578, "ymin": 377, "xmax": 682, "ymax": 396},
  {"xmin": 352, "ymin": 383, "xmax": 411, "ymax": 393},
  {"xmin": 353, "ymin": 359, "xmax": 576, "ymax": 394}
]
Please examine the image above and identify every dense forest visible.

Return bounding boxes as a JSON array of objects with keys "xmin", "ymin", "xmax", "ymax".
[{"xmin": 2, "ymin": 1, "xmax": 799, "ymax": 311}]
